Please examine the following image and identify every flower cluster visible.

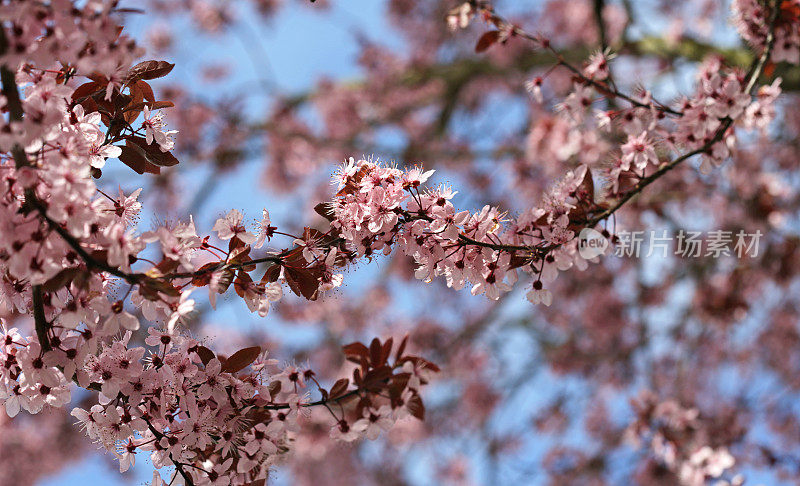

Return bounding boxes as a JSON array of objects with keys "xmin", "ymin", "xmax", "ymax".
[
  {"xmin": 626, "ymin": 391, "xmax": 740, "ymax": 486},
  {"xmin": 1, "ymin": 321, "xmax": 434, "ymax": 485},
  {"xmin": 71, "ymin": 331, "xmax": 305, "ymax": 484},
  {"xmin": 329, "ymin": 158, "xmax": 596, "ymax": 305},
  {"xmin": 667, "ymin": 58, "xmax": 764, "ymax": 174},
  {"xmin": 733, "ymin": 0, "xmax": 800, "ymax": 64}
]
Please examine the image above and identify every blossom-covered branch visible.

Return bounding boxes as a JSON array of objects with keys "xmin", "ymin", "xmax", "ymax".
[{"xmin": 0, "ymin": 3, "xmax": 436, "ymax": 485}]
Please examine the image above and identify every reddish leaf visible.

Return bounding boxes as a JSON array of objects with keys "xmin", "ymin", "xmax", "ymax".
[
  {"xmin": 406, "ymin": 393, "xmax": 425, "ymax": 420},
  {"xmin": 284, "ymin": 267, "xmax": 321, "ymax": 300},
  {"xmin": 417, "ymin": 357, "xmax": 441, "ymax": 373},
  {"xmin": 192, "ymin": 262, "xmax": 220, "ymax": 287},
  {"xmin": 314, "ymin": 202, "xmax": 335, "ymax": 221},
  {"xmin": 215, "ymin": 268, "xmax": 236, "ymax": 293},
  {"xmin": 268, "ymin": 380, "xmax": 282, "ymax": 398},
  {"xmin": 261, "ymin": 264, "xmax": 281, "ymax": 284},
  {"xmin": 764, "ymin": 61, "xmax": 776, "ymax": 78},
  {"xmin": 382, "ymin": 338, "xmax": 393, "ymax": 363},
  {"xmin": 125, "ymin": 60, "xmax": 175, "ymax": 84},
  {"xmin": 234, "ymin": 271, "xmax": 253, "ymax": 298},
  {"xmin": 577, "ymin": 166, "xmax": 594, "ymax": 203},
  {"xmin": 330, "ymin": 378, "xmax": 349, "ymax": 399},
  {"xmin": 77, "ymin": 96, "xmax": 100, "ymax": 121},
  {"xmin": 508, "ymin": 254, "xmax": 532, "ymax": 270},
  {"xmin": 151, "ymin": 100, "xmax": 174, "ymax": 109},
  {"xmin": 118, "ymin": 144, "xmax": 161, "ymax": 175},
  {"xmin": 228, "ymin": 245, "xmax": 252, "ymax": 264},
  {"xmin": 398, "ymin": 356, "xmax": 441, "ymax": 374},
  {"xmin": 196, "ymin": 346, "xmax": 215, "ymax": 366},
  {"xmin": 395, "ymin": 335, "xmax": 408, "ymax": 361},
  {"xmin": 136, "ymin": 79, "xmax": 155, "ymax": 102},
  {"xmin": 362, "ymin": 366, "xmax": 393, "ymax": 392},
  {"xmin": 153, "ymin": 258, "xmax": 180, "ymax": 276},
  {"xmin": 388, "ymin": 373, "xmax": 411, "ymax": 401},
  {"xmin": 228, "ymin": 236, "xmax": 246, "ymax": 253},
  {"xmin": 42, "ymin": 268, "xmax": 82, "ymax": 292},
  {"xmin": 124, "ymin": 136, "xmax": 179, "ymax": 168},
  {"xmin": 72, "ymin": 81, "xmax": 101, "ymax": 103},
  {"xmin": 123, "ymin": 100, "xmax": 175, "ymax": 113},
  {"xmin": 343, "ymin": 342, "xmax": 369, "ymax": 361},
  {"xmin": 369, "ymin": 338, "xmax": 383, "ymax": 367},
  {"xmin": 123, "ymin": 84, "xmax": 144, "ymax": 124},
  {"xmin": 221, "ymin": 346, "xmax": 261, "ymax": 373},
  {"xmin": 475, "ymin": 30, "xmax": 501, "ymax": 53},
  {"xmin": 338, "ymin": 393, "xmax": 360, "ymax": 405},
  {"xmin": 356, "ymin": 397, "xmax": 370, "ymax": 418},
  {"xmin": 140, "ymin": 277, "xmax": 181, "ymax": 299},
  {"xmin": 781, "ymin": 1, "xmax": 800, "ymax": 21}
]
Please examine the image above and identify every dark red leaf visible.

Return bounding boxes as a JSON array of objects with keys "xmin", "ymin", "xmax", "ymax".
[
  {"xmin": 72, "ymin": 81, "xmax": 101, "ymax": 103},
  {"xmin": 215, "ymin": 268, "xmax": 236, "ymax": 293},
  {"xmin": 382, "ymin": 338, "xmax": 393, "ymax": 363},
  {"xmin": 475, "ymin": 30, "xmax": 501, "ymax": 53},
  {"xmin": 261, "ymin": 264, "xmax": 281, "ymax": 284},
  {"xmin": 123, "ymin": 100, "xmax": 175, "ymax": 114},
  {"xmin": 125, "ymin": 60, "xmax": 175, "ymax": 84},
  {"xmin": 234, "ymin": 271, "xmax": 253, "ymax": 298},
  {"xmin": 764, "ymin": 61, "xmax": 776, "ymax": 78},
  {"xmin": 406, "ymin": 393, "xmax": 425, "ymax": 420},
  {"xmin": 314, "ymin": 202, "xmax": 335, "ymax": 221},
  {"xmin": 395, "ymin": 335, "xmax": 408, "ymax": 361},
  {"xmin": 42, "ymin": 268, "xmax": 82, "ymax": 292},
  {"xmin": 124, "ymin": 136, "xmax": 179, "ymax": 168},
  {"xmin": 268, "ymin": 380, "xmax": 282, "ymax": 398},
  {"xmin": 221, "ymin": 346, "xmax": 262, "ymax": 373},
  {"xmin": 191, "ymin": 262, "xmax": 219, "ymax": 287},
  {"xmin": 195, "ymin": 346, "xmax": 215, "ymax": 366},
  {"xmin": 362, "ymin": 365, "xmax": 392, "ymax": 391},
  {"xmin": 118, "ymin": 144, "xmax": 161, "ymax": 175},
  {"xmin": 369, "ymin": 338, "xmax": 383, "ymax": 367},
  {"xmin": 330, "ymin": 378, "xmax": 349, "ymax": 399},
  {"xmin": 228, "ymin": 236, "xmax": 246, "ymax": 253},
  {"xmin": 284, "ymin": 267, "xmax": 321, "ymax": 301},
  {"xmin": 343, "ymin": 342, "xmax": 369, "ymax": 360},
  {"xmin": 136, "ymin": 80, "xmax": 155, "ymax": 102}
]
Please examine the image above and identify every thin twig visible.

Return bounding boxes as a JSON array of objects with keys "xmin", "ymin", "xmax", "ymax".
[{"xmin": 593, "ymin": 0, "xmax": 607, "ymax": 51}]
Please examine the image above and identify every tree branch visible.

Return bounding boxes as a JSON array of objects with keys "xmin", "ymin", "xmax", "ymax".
[
  {"xmin": 583, "ymin": 0, "xmax": 782, "ymax": 228},
  {"xmin": 593, "ymin": 0, "xmax": 607, "ymax": 51},
  {"xmin": 1, "ymin": 25, "xmax": 53, "ymax": 350}
]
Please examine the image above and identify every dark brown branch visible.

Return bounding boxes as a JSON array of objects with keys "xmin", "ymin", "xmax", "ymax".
[
  {"xmin": 31, "ymin": 286, "xmax": 51, "ymax": 351},
  {"xmin": 259, "ymin": 387, "xmax": 362, "ymax": 411},
  {"xmin": 0, "ymin": 26, "xmax": 54, "ymax": 351},
  {"xmin": 593, "ymin": 0, "xmax": 607, "ymax": 51},
  {"xmin": 470, "ymin": 4, "xmax": 683, "ymax": 116},
  {"xmin": 143, "ymin": 420, "xmax": 196, "ymax": 486}
]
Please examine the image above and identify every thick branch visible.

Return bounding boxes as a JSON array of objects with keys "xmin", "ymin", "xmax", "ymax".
[{"xmin": 1, "ymin": 26, "xmax": 53, "ymax": 350}]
